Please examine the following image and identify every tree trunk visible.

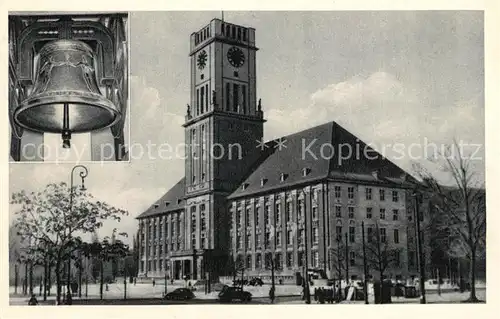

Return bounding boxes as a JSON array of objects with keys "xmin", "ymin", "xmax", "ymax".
[
  {"xmin": 43, "ymin": 259, "xmax": 48, "ymax": 301},
  {"xmin": 55, "ymin": 261, "xmax": 61, "ymax": 304},
  {"xmin": 100, "ymin": 260, "xmax": 104, "ymax": 300},
  {"xmin": 468, "ymin": 249, "xmax": 478, "ymax": 302}
]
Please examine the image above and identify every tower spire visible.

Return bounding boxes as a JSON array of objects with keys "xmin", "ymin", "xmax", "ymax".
[{"xmin": 221, "ymin": 11, "xmax": 224, "ymax": 22}]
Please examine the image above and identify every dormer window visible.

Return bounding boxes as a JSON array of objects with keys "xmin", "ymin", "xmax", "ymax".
[
  {"xmin": 372, "ymin": 170, "xmax": 379, "ymax": 179},
  {"xmin": 165, "ymin": 201, "xmax": 170, "ymax": 207},
  {"xmin": 154, "ymin": 204, "xmax": 159, "ymax": 208},
  {"xmin": 177, "ymin": 199, "xmax": 182, "ymax": 205},
  {"xmin": 280, "ymin": 173, "xmax": 288, "ymax": 182},
  {"xmin": 242, "ymin": 183, "xmax": 250, "ymax": 190},
  {"xmin": 260, "ymin": 178, "xmax": 268, "ymax": 187},
  {"xmin": 302, "ymin": 168, "xmax": 311, "ymax": 177}
]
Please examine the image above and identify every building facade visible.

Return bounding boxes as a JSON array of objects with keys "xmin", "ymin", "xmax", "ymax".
[{"xmin": 136, "ymin": 18, "xmax": 421, "ymax": 282}]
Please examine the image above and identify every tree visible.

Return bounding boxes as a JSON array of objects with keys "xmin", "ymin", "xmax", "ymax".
[
  {"xmin": 328, "ymin": 237, "xmax": 346, "ymax": 284},
  {"xmin": 414, "ymin": 141, "xmax": 486, "ymax": 302},
  {"xmin": 361, "ymin": 222, "xmax": 401, "ymax": 303},
  {"xmin": 11, "ymin": 182, "xmax": 128, "ymax": 304}
]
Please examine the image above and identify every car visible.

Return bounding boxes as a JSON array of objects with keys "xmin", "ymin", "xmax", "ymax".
[
  {"xmin": 248, "ymin": 278, "xmax": 264, "ymax": 286},
  {"xmin": 164, "ymin": 288, "xmax": 195, "ymax": 301},
  {"xmin": 218, "ymin": 286, "xmax": 252, "ymax": 303}
]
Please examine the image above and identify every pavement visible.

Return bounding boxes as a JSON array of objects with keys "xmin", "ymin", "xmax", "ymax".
[{"xmin": 9, "ymin": 282, "xmax": 486, "ymax": 305}]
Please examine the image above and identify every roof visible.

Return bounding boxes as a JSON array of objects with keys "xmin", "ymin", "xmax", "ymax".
[
  {"xmin": 136, "ymin": 178, "xmax": 185, "ymax": 219},
  {"xmin": 228, "ymin": 121, "xmax": 416, "ymax": 199}
]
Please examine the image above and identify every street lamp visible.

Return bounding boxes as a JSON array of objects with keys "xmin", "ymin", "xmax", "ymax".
[
  {"xmin": 66, "ymin": 165, "xmax": 89, "ymax": 295},
  {"xmin": 411, "ymin": 190, "xmax": 426, "ymax": 304}
]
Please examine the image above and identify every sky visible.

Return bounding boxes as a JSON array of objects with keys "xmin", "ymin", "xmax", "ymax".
[{"xmin": 9, "ymin": 11, "xmax": 485, "ymax": 244}]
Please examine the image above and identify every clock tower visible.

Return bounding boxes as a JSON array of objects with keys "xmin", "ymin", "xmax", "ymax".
[{"xmin": 182, "ymin": 19, "xmax": 264, "ymax": 279}]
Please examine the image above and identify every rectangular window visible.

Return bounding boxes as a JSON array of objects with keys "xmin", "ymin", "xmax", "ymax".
[
  {"xmin": 265, "ymin": 231, "xmax": 271, "ymax": 248},
  {"xmin": 287, "ymin": 201, "xmax": 293, "ymax": 222},
  {"xmin": 348, "ymin": 187, "xmax": 354, "ymax": 199},
  {"xmin": 380, "ymin": 228, "xmax": 387, "ymax": 243},
  {"xmin": 336, "ymin": 226, "xmax": 342, "ymax": 242},
  {"xmin": 313, "ymin": 251, "xmax": 319, "ymax": 268},
  {"xmin": 393, "ymin": 209, "xmax": 399, "ymax": 221},
  {"xmin": 312, "ymin": 206, "xmax": 318, "ymax": 220},
  {"xmin": 380, "ymin": 208, "xmax": 386, "ymax": 220},
  {"xmin": 379, "ymin": 189, "xmax": 385, "ymax": 201},
  {"xmin": 242, "ymin": 85, "xmax": 246, "ymax": 114},
  {"xmin": 246, "ymin": 233, "xmax": 251, "ymax": 250},
  {"xmin": 335, "ymin": 206, "xmax": 342, "ymax": 218},
  {"xmin": 246, "ymin": 208, "xmax": 251, "ymax": 225},
  {"xmin": 349, "ymin": 226, "xmax": 355, "ymax": 243},
  {"xmin": 297, "ymin": 200, "xmax": 304, "ymax": 220},
  {"xmin": 196, "ymin": 88, "xmax": 200, "ymax": 115},
  {"xmin": 287, "ymin": 229, "xmax": 293, "ymax": 246},
  {"xmin": 298, "ymin": 252, "xmax": 304, "ymax": 267},
  {"xmin": 265, "ymin": 204, "xmax": 271, "ymax": 225},
  {"xmin": 237, "ymin": 235, "xmax": 242, "ymax": 249},
  {"xmin": 394, "ymin": 250, "xmax": 400, "ymax": 266},
  {"xmin": 233, "ymin": 83, "xmax": 239, "ymax": 112},
  {"xmin": 200, "ymin": 86, "xmax": 205, "ymax": 114},
  {"xmin": 225, "ymin": 83, "xmax": 230, "ymax": 111},
  {"xmin": 246, "ymin": 255, "xmax": 252, "ymax": 269},
  {"xmin": 394, "ymin": 229, "xmax": 399, "ymax": 244},
  {"xmin": 335, "ymin": 186, "xmax": 341, "ymax": 198},
  {"xmin": 236, "ymin": 209, "xmax": 241, "ymax": 228},
  {"xmin": 348, "ymin": 206, "xmax": 355, "ymax": 219},
  {"xmin": 276, "ymin": 232, "xmax": 282, "ymax": 247},
  {"xmin": 159, "ymin": 259, "xmax": 163, "ymax": 271},
  {"xmin": 256, "ymin": 254, "xmax": 262, "ymax": 268},
  {"xmin": 205, "ymin": 84, "xmax": 209, "ymax": 111},
  {"xmin": 392, "ymin": 190, "xmax": 399, "ymax": 203},
  {"xmin": 366, "ymin": 207, "xmax": 373, "ymax": 219},
  {"xmin": 255, "ymin": 207, "xmax": 261, "ymax": 227},
  {"xmin": 349, "ymin": 251, "xmax": 356, "ymax": 266},
  {"xmin": 313, "ymin": 227, "xmax": 319, "ymax": 244},
  {"xmin": 286, "ymin": 252, "xmax": 293, "ymax": 268},
  {"xmin": 365, "ymin": 188, "xmax": 372, "ymax": 200},
  {"xmin": 243, "ymin": 29, "xmax": 247, "ymax": 41},
  {"xmin": 299, "ymin": 229, "xmax": 305, "ymax": 245},
  {"xmin": 367, "ymin": 227, "xmax": 373, "ymax": 243},
  {"xmin": 275, "ymin": 202, "xmax": 281, "ymax": 224}
]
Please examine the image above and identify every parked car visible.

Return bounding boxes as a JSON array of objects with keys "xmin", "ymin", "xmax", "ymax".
[
  {"xmin": 248, "ymin": 278, "xmax": 264, "ymax": 286},
  {"xmin": 164, "ymin": 288, "xmax": 195, "ymax": 300},
  {"xmin": 218, "ymin": 286, "xmax": 252, "ymax": 302}
]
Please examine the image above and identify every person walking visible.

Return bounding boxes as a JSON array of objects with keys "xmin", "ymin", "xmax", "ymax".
[
  {"xmin": 65, "ymin": 291, "xmax": 72, "ymax": 305},
  {"xmin": 269, "ymin": 286, "xmax": 275, "ymax": 304},
  {"xmin": 28, "ymin": 294, "xmax": 38, "ymax": 305},
  {"xmin": 318, "ymin": 288, "xmax": 326, "ymax": 304},
  {"xmin": 153, "ymin": 279, "xmax": 156, "ymax": 287}
]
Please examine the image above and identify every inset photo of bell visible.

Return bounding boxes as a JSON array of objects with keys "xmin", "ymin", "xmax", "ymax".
[{"xmin": 8, "ymin": 12, "xmax": 129, "ymax": 162}]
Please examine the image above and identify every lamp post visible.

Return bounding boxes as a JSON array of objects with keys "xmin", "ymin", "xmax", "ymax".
[
  {"xmin": 412, "ymin": 190, "xmax": 426, "ymax": 304},
  {"xmin": 300, "ymin": 188, "xmax": 311, "ymax": 304},
  {"xmin": 66, "ymin": 165, "xmax": 89, "ymax": 294},
  {"xmin": 361, "ymin": 221, "xmax": 369, "ymax": 304}
]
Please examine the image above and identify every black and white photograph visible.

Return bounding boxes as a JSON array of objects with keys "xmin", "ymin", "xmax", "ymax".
[
  {"xmin": 8, "ymin": 12, "xmax": 129, "ymax": 162},
  {"xmin": 5, "ymin": 8, "xmax": 490, "ymax": 311}
]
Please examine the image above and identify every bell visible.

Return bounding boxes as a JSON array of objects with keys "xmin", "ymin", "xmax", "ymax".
[{"xmin": 14, "ymin": 39, "xmax": 121, "ymax": 148}]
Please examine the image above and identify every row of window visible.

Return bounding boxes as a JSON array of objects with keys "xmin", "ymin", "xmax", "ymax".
[
  {"xmin": 141, "ymin": 259, "xmax": 168, "ymax": 273},
  {"xmin": 221, "ymin": 23, "xmax": 248, "ymax": 42},
  {"xmin": 195, "ymin": 26, "xmax": 210, "ymax": 45},
  {"xmin": 334, "ymin": 186, "xmax": 400, "ymax": 202},
  {"xmin": 141, "ymin": 241, "xmax": 182, "ymax": 257},
  {"xmin": 189, "ymin": 125, "xmax": 208, "ymax": 184},
  {"xmin": 225, "ymin": 82, "xmax": 247, "ymax": 114},
  {"xmin": 141, "ymin": 218, "xmax": 182, "ymax": 242},
  {"xmin": 196, "ymin": 84, "xmax": 210, "ymax": 116}
]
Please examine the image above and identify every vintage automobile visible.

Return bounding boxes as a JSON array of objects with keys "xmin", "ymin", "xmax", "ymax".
[
  {"xmin": 163, "ymin": 288, "xmax": 195, "ymax": 300},
  {"xmin": 218, "ymin": 286, "xmax": 252, "ymax": 302}
]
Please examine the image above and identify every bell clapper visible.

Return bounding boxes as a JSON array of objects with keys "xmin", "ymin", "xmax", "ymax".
[{"xmin": 62, "ymin": 103, "xmax": 71, "ymax": 149}]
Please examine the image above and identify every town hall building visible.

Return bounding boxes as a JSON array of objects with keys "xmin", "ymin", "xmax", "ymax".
[{"xmin": 136, "ymin": 18, "xmax": 421, "ymax": 283}]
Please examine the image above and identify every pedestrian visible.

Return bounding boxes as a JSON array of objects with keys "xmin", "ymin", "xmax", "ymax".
[
  {"xmin": 319, "ymin": 288, "xmax": 326, "ymax": 304},
  {"xmin": 134, "ymin": 277, "xmax": 136, "ymax": 286},
  {"xmin": 28, "ymin": 294, "xmax": 38, "ymax": 305},
  {"xmin": 153, "ymin": 279, "xmax": 156, "ymax": 287},
  {"xmin": 65, "ymin": 291, "xmax": 72, "ymax": 305},
  {"xmin": 269, "ymin": 286, "xmax": 275, "ymax": 304},
  {"xmin": 314, "ymin": 288, "xmax": 318, "ymax": 302}
]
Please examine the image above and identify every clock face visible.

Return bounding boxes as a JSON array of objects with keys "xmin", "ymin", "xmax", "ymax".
[
  {"xmin": 197, "ymin": 50, "xmax": 207, "ymax": 69},
  {"xmin": 227, "ymin": 47, "xmax": 245, "ymax": 68}
]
